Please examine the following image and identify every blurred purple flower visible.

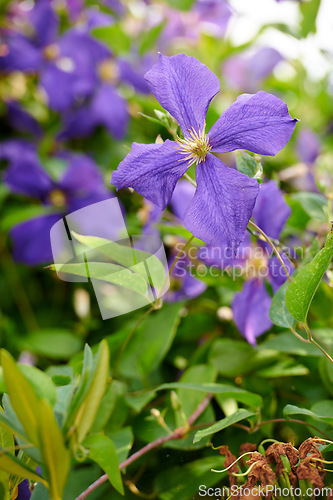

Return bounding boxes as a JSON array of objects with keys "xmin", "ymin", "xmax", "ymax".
[
  {"xmin": 231, "ymin": 181, "xmax": 293, "ymax": 345},
  {"xmin": 17, "ymin": 479, "xmax": 31, "ymax": 500},
  {"xmin": 112, "ymin": 53, "xmax": 297, "ymax": 253},
  {"xmin": 0, "ymin": 0, "xmax": 110, "ymax": 111},
  {"xmin": 5, "ymin": 101, "xmax": 42, "ymax": 136},
  {"xmin": 1, "ymin": 141, "xmax": 113, "ymax": 265},
  {"xmin": 160, "ymin": 0, "xmax": 231, "ymax": 47},
  {"xmin": 296, "ymin": 128, "xmax": 320, "ymax": 165},
  {"xmin": 223, "ymin": 47, "xmax": 283, "ymax": 92}
]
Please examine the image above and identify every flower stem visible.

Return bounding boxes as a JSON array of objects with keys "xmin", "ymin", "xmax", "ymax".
[{"xmin": 74, "ymin": 395, "xmax": 212, "ymax": 500}]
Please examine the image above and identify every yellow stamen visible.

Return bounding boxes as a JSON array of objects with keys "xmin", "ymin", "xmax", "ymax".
[
  {"xmin": 175, "ymin": 123, "xmax": 211, "ymax": 166},
  {"xmin": 49, "ymin": 189, "xmax": 66, "ymax": 208}
]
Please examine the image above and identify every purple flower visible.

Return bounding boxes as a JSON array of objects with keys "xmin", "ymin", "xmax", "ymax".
[
  {"xmin": 16, "ymin": 479, "xmax": 31, "ymax": 500},
  {"xmin": 223, "ymin": 47, "xmax": 283, "ymax": 92},
  {"xmin": 1, "ymin": 0, "xmax": 110, "ymax": 111},
  {"xmin": 231, "ymin": 181, "xmax": 293, "ymax": 345},
  {"xmin": 2, "ymin": 141, "xmax": 113, "ymax": 265},
  {"xmin": 112, "ymin": 54, "xmax": 297, "ymax": 253},
  {"xmin": 159, "ymin": 0, "xmax": 231, "ymax": 47}
]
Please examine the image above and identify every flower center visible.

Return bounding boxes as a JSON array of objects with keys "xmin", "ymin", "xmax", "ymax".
[
  {"xmin": 176, "ymin": 125, "xmax": 211, "ymax": 166},
  {"xmin": 43, "ymin": 43, "xmax": 60, "ymax": 61},
  {"xmin": 49, "ymin": 189, "xmax": 66, "ymax": 208},
  {"xmin": 98, "ymin": 59, "xmax": 119, "ymax": 84}
]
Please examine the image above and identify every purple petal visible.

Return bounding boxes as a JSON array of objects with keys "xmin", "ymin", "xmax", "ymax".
[
  {"xmin": 0, "ymin": 34, "xmax": 42, "ymax": 72},
  {"xmin": 90, "ymin": 84, "xmax": 129, "ymax": 139},
  {"xmin": 112, "ymin": 140, "xmax": 189, "ymax": 209},
  {"xmin": 58, "ymin": 107, "xmax": 97, "ymax": 140},
  {"xmin": 118, "ymin": 58, "xmax": 150, "ymax": 94},
  {"xmin": 184, "ymin": 153, "xmax": 259, "ymax": 252},
  {"xmin": 166, "ymin": 254, "xmax": 207, "ymax": 302},
  {"xmin": 0, "ymin": 140, "xmax": 38, "ymax": 164},
  {"xmin": 170, "ymin": 179, "xmax": 195, "ymax": 221},
  {"xmin": 198, "ymin": 231, "xmax": 252, "ymax": 268},
  {"xmin": 17, "ymin": 479, "xmax": 31, "ymax": 500},
  {"xmin": 252, "ymin": 180, "xmax": 291, "ymax": 240},
  {"xmin": 59, "ymin": 154, "xmax": 106, "ymax": 196},
  {"xmin": 195, "ymin": 0, "xmax": 231, "ymax": 38},
  {"xmin": 40, "ymin": 63, "xmax": 77, "ymax": 111},
  {"xmin": 144, "ymin": 53, "xmax": 220, "ymax": 136},
  {"xmin": 6, "ymin": 101, "xmax": 42, "ymax": 136},
  {"xmin": 4, "ymin": 159, "xmax": 53, "ymax": 199},
  {"xmin": 250, "ymin": 47, "xmax": 283, "ymax": 81},
  {"xmin": 208, "ymin": 91, "xmax": 297, "ymax": 155},
  {"xmin": 10, "ymin": 214, "xmax": 61, "ymax": 265},
  {"xmin": 29, "ymin": 0, "xmax": 59, "ymax": 47},
  {"xmin": 232, "ymin": 278, "xmax": 273, "ymax": 345},
  {"xmin": 296, "ymin": 128, "xmax": 320, "ymax": 164}
]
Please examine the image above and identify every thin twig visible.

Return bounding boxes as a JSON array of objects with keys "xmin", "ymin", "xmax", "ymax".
[{"xmin": 74, "ymin": 394, "xmax": 212, "ymax": 500}]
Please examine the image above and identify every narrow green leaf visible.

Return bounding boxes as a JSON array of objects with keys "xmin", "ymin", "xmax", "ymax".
[
  {"xmin": 83, "ymin": 434, "xmax": 124, "ymax": 495},
  {"xmin": 193, "ymin": 409, "xmax": 255, "ymax": 443},
  {"xmin": 156, "ymin": 382, "xmax": 262, "ymax": 408},
  {"xmin": 1, "ymin": 350, "xmax": 41, "ymax": 446},
  {"xmin": 283, "ymin": 404, "xmax": 333, "ymax": 425},
  {"xmin": 286, "ymin": 231, "xmax": 333, "ymax": 323},
  {"xmin": 39, "ymin": 399, "xmax": 70, "ymax": 500},
  {"xmin": 74, "ymin": 340, "xmax": 110, "ymax": 444},
  {"xmin": 0, "ymin": 452, "xmax": 47, "ymax": 486},
  {"xmin": 0, "ymin": 409, "xmax": 14, "ymax": 500},
  {"xmin": 0, "ymin": 365, "xmax": 56, "ymax": 405},
  {"xmin": 300, "ymin": 0, "xmax": 321, "ymax": 37}
]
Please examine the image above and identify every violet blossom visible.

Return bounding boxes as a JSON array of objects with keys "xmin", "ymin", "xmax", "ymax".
[
  {"xmin": 112, "ymin": 53, "xmax": 297, "ymax": 254},
  {"xmin": 1, "ymin": 141, "xmax": 114, "ymax": 265},
  {"xmin": 232, "ymin": 181, "xmax": 294, "ymax": 345}
]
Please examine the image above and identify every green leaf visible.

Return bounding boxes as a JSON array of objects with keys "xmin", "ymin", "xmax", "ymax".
[
  {"xmin": 20, "ymin": 329, "xmax": 83, "ymax": 360},
  {"xmin": 1, "ymin": 350, "xmax": 41, "ymax": 446},
  {"xmin": 91, "ymin": 24, "xmax": 130, "ymax": 54},
  {"xmin": 286, "ymin": 231, "xmax": 333, "ymax": 323},
  {"xmin": 139, "ymin": 23, "xmax": 165, "ymax": 55},
  {"xmin": 258, "ymin": 331, "xmax": 320, "ymax": 356},
  {"xmin": 0, "ymin": 409, "xmax": 14, "ymax": 500},
  {"xmin": 73, "ymin": 340, "xmax": 110, "ymax": 444},
  {"xmin": 269, "ymin": 279, "xmax": 296, "ymax": 329},
  {"xmin": 0, "ymin": 365, "xmax": 56, "ymax": 405},
  {"xmin": 156, "ymin": 383, "xmax": 262, "ymax": 408},
  {"xmin": 257, "ymin": 359, "xmax": 309, "ymax": 378},
  {"xmin": 290, "ymin": 193, "xmax": 328, "ymax": 222},
  {"xmin": 0, "ymin": 452, "xmax": 48, "ymax": 486},
  {"xmin": 83, "ymin": 434, "xmax": 124, "ymax": 495},
  {"xmin": 115, "ymin": 302, "xmax": 183, "ymax": 379},
  {"xmin": 164, "ymin": 0, "xmax": 195, "ymax": 11},
  {"xmin": 270, "ymin": 238, "xmax": 321, "ymax": 328},
  {"xmin": 1, "ymin": 205, "xmax": 54, "ymax": 231},
  {"xmin": 39, "ymin": 399, "xmax": 70, "ymax": 500},
  {"xmin": 283, "ymin": 404, "xmax": 333, "ymax": 425},
  {"xmin": 109, "ymin": 427, "xmax": 134, "ymax": 464},
  {"xmin": 235, "ymin": 151, "xmax": 262, "ymax": 179},
  {"xmin": 154, "ymin": 455, "xmax": 225, "ymax": 500},
  {"xmin": 193, "ymin": 409, "xmax": 255, "ymax": 443},
  {"xmin": 209, "ymin": 339, "xmax": 255, "ymax": 377},
  {"xmin": 300, "ymin": 0, "xmax": 321, "ymax": 37}
]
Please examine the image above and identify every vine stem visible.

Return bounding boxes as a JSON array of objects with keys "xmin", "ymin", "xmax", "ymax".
[{"xmin": 74, "ymin": 394, "xmax": 212, "ymax": 500}]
